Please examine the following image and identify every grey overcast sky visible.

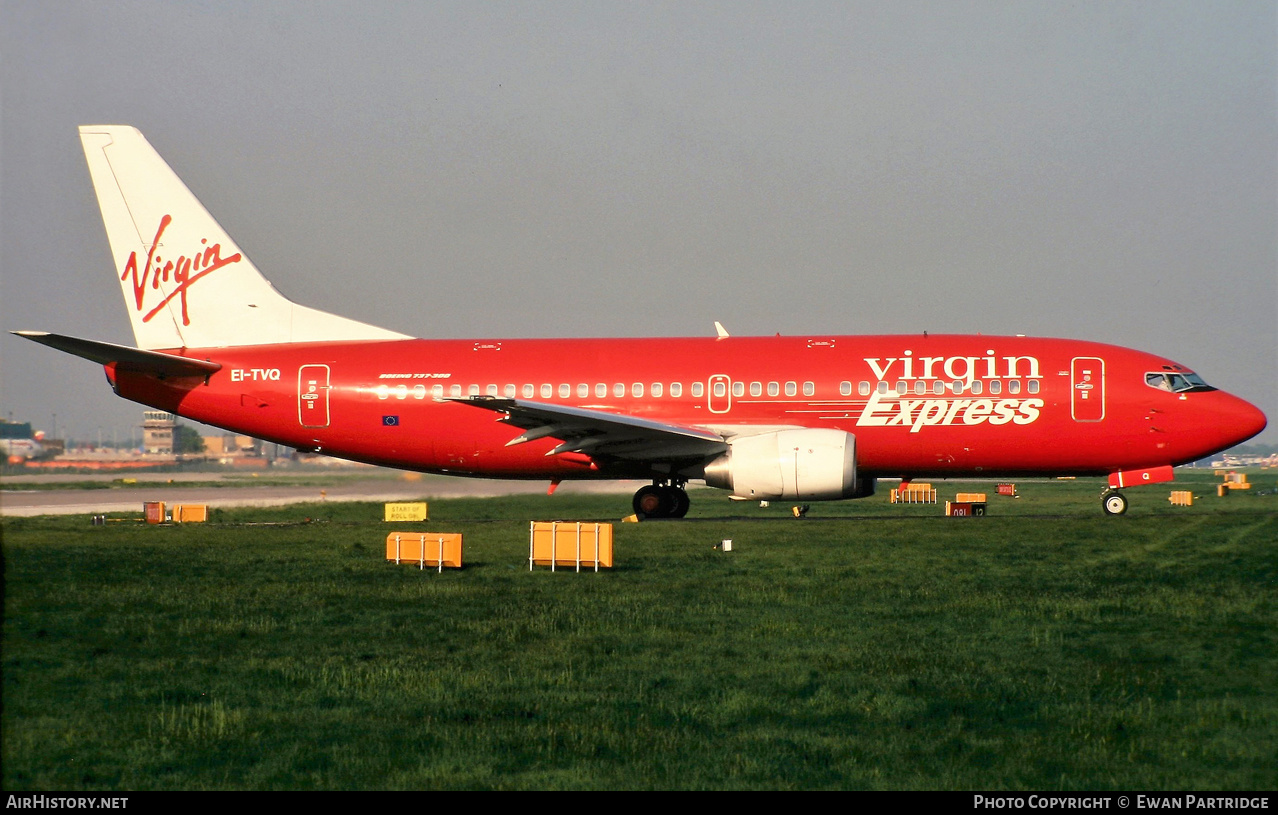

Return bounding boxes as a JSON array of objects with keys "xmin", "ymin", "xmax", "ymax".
[{"xmin": 2, "ymin": 1, "xmax": 1275, "ymax": 445}]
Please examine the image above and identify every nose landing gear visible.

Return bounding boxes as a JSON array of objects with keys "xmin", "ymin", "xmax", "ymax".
[
  {"xmin": 633, "ymin": 482, "xmax": 690, "ymax": 518},
  {"xmin": 1101, "ymin": 490, "xmax": 1128, "ymax": 516}
]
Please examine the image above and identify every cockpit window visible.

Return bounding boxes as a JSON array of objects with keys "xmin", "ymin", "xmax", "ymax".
[{"xmin": 1145, "ymin": 372, "xmax": 1215, "ymax": 393}]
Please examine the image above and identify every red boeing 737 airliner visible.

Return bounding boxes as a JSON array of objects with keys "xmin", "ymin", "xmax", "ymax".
[{"xmin": 15, "ymin": 127, "xmax": 1267, "ymax": 517}]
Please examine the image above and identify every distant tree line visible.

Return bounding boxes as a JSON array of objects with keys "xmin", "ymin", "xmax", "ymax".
[
  {"xmin": 1228, "ymin": 443, "xmax": 1277, "ymax": 456},
  {"xmin": 175, "ymin": 425, "xmax": 206, "ymax": 454}
]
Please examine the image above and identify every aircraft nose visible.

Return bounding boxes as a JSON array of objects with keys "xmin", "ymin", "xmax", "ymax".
[
  {"xmin": 1178, "ymin": 391, "xmax": 1267, "ymax": 463},
  {"xmin": 1221, "ymin": 393, "xmax": 1267, "ymax": 446}
]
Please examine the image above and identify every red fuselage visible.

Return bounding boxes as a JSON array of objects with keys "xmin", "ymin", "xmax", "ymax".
[{"xmin": 107, "ymin": 334, "xmax": 1266, "ymax": 482}]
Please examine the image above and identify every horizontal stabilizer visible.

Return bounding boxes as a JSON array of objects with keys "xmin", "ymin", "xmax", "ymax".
[{"xmin": 12, "ymin": 331, "xmax": 222, "ymax": 378}]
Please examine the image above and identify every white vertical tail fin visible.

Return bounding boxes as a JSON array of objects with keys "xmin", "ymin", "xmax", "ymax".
[{"xmin": 79, "ymin": 126, "xmax": 408, "ymax": 350}]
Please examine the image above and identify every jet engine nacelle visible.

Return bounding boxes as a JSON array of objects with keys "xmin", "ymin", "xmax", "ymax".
[{"xmin": 703, "ymin": 428, "xmax": 872, "ymax": 501}]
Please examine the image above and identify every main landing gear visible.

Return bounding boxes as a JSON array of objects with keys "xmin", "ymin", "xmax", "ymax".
[
  {"xmin": 633, "ymin": 482, "xmax": 690, "ymax": 519},
  {"xmin": 1101, "ymin": 490, "xmax": 1128, "ymax": 516}
]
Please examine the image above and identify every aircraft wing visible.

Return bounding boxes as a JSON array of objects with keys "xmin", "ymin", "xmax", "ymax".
[{"xmin": 447, "ymin": 396, "xmax": 729, "ymax": 461}]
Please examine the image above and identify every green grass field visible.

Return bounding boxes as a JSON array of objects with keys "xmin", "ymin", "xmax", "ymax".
[{"xmin": 3, "ymin": 472, "xmax": 1275, "ymax": 790}]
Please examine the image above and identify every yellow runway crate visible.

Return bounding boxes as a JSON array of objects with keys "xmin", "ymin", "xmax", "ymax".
[
  {"xmin": 386, "ymin": 532, "xmax": 462, "ymax": 570},
  {"xmin": 172, "ymin": 504, "xmax": 208, "ymax": 523},
  {"xmin": 891, "ymin": 483, "xmax": 937, "ymax": 504},
  {"xmin": 1217, "ymin": 472, "xmax": 1250, "ymax": 490},
  {"xmin": 529, "ymin": 521, "xmax": 613, "ymax": 571}
]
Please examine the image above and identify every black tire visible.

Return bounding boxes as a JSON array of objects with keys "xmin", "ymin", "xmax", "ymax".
[
  {"xmin": 668, "ymin": 486, "xmax": 690, "ymax": 518},
  {"xmin": 1102, "ymin": 491, "xmax": 1128, "ymax": 516},
  {"xmin": 634, "ymin": 485, "xmax": 669, "ymax": 517}
]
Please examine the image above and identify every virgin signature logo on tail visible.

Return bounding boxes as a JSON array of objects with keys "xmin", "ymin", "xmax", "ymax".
[{"xmin": 121, "ymin": 215, "xmax": 242, "ymax": 325}]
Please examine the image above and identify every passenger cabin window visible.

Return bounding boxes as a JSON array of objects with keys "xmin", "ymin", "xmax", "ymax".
[
  {"xmin": 1027, "ymin": 380, "xmax": 1040, "ymax": 394},
  {"xmin": 733, "ymin": 382, "xmax": 744, "ymax": 398},
  {"xmin": 633, "ymin": 383, "xmax": 644, "ymax": 398},
  {"xmin": 614, "ymin": 383, "xmax": 625, "ymax": 398},
  {"xmin": 751, "ymin": 382, "xmax": 762, "ymax": 397},
  {"xmin": 670, "ymin": 383, "xmax": 682, "ymax": 398},
  {"xmin": 578, "ymin": 384, "xmax": 589, "ymax": 398},
  {"xmin": 1008, "ymin": 380, "xmax": 1021, "ymax": 394},
  {"xmin": 597, "ymin": 383, "xmax": 608, "ymax": 398},
  {"xmin": 541, "ymin": 384, "xmax": 552, "ymax": 398},
  {"xmin": 486, "ymin": 384, "xmax": 498, "ymax": 396},
  {"xmin": 692, "ymin": 382, "xmax": 704, "ymax": 398},
  {"xmin": 859, "ymin": 381, "xmax": 871, "ymax": 396},
  {"xmin": 432, "ymin": 384, "xmax": 444, "ymax": 398},
  {"xmin": 652, "ymin": 383, "xmax": 663, "ymax": 398},
  {"xmin": 768, "ymin": 382, "xmax": 779, "ymax": 397},
  {"xmin": 989, "ymin": 381, "xmax": 1002, "ymax": 395},
  {"xmin": 933, "ymin": 381, "xmax": 946, "ymax": 395},
  {"xmin": 970, "ymin": 381, "xmax": 982, "ymax": 394},
  {"xmin": 559, "ymin": 384, "xmax": 571, "ymax": 398},
  {"xmin": 951, "ymin": 380, "xmax": 963, "ymax": 393},
  {"xmin": 877, "ymin": 381, "xmax": 889, "ymax": 395},
  {"xmin": 840, "ymin": 381, "xmax": 852, "ymax": 396},
  {"xmin": 468, "ymin": 385, "xmax": 480, "ymax": 396},
  {"xmin": 914, "ymin": 381, "xmax": 926, "ymax": 395},
  {"xmin": 450, "ymin": 384, "xmax": 462, "ymax": 397},
  {"xmin": 504, "ymin": 384, "xmax": 515, "ymax": 398},
  {"xmin": 523, "ymin": 384, "xmax": 534, "ymax": 398},
  {"xmin": 785, "ymin": 382, "xmax": 797, "ymax": 396},
  {"xmin": 895, "ymin": 381, "xmax": 908, "ymax": 395},
  {"xmin": 803, "ymin": 382, "xmax": 814, "ymax": 396}
]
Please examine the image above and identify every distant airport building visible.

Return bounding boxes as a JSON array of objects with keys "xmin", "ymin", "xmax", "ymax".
[
  {"xmin": 141, "ymin": 411, "xmax": 177, "ymax": 455},
  {"xmin": 203, "ymin": 433, "xmax": 261, "ymax": 458}
]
